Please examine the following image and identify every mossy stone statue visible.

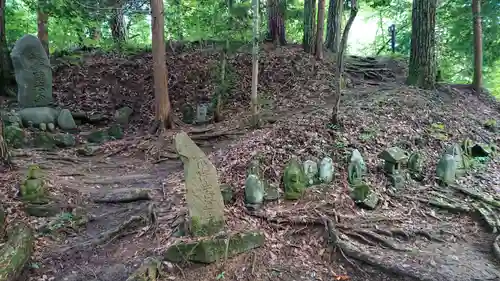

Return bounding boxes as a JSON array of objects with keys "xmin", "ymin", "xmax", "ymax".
[{"xmin": 283, "ymin": 157, "xmax": 307, "ymax": 200}]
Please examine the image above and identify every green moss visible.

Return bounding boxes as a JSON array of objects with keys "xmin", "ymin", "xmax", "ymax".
[
  {"xmin": 0, "ymin": 223, "xmax": 34, "ymax": 281},
  {"xmin": 190, "ymin": 216, "xmax": 224, "ymax": 237},
  {"xmin": 164, "ymin": 231, "xmax": 265, "ymax": 264}
]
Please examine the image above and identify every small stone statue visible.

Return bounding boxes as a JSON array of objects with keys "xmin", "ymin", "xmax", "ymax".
[
  {"xmin": 244, "ymin": 174, "xmax": 264, "ymax": 210},
  {"xmin": 318, "ymin": 157, "xmax": 334, "ymax": 183}
]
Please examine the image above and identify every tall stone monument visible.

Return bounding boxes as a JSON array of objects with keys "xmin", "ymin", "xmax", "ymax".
[
  {"xmin": 10, "ymin": 34, "xmax": 53, "ymax": 108},
  {"xmin": 174, "ymin": 131, "xmax": 225, "ymax": 236}
]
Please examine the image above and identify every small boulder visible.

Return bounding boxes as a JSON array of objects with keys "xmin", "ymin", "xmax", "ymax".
[
  {"xmin": 283, "ymin": 157, "xmax": 307, "ymax": 200},
  {"xmin": 87, "ymin": 130, "xmax": 108, "ymax": 143},
  {"xmin": 4, "ymin": 125, "xmax": 25, "ymax": 148},
  {"xmin": 351, "ymin": 183, "xmax": 379, "ymax": 210},
  {"xmin": 33, "ymin": 132, "xmax": 56, "ymax": 149},
  {"xmin": 47, "ymin": 123, "xmax": 55, "ymax": 132},
  {"xmin": 220, "ymin": 184, "xmax": 234, "ymax": 205},
  {"xmin": 53, "ymin": 133, "xmax": 76, "ymax": 147},
  {"xmin": 114, "ymin": 106, "xmax": 133, "ymax": 125},
  {"xmin": 264, "ymin": 183, "xmax": 279, "ymax": 201},
  {"xmin": 39, "ymin": 123, "xmax": 47, "ymax": 131},
  {"xmin": 19, "ymin": 107, "xmax": 58, "ymax": 127},
  {"xmin": 77, "ymin": 144, "xmax": 101, "ymax": 156},
  {"xmin": 181, "ymin": 104, "xmax": 195, "ymax": 124},
  {"xmin": 164, "ymin": 231, "xmax": 265, "ymax": 264},
  {"xmin": 108, "ymin": 124, "xmax": 124, "ymax": 140},
  {"xmin": 57, "ymin": 109, "xmax": 77, "ymax": 130}
]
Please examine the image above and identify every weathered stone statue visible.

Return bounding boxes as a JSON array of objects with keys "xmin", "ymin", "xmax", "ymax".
[
  {"xmin": 10, "ymin": 35, "xmax": 53, "ymax": 108},
  {"xmin": 283, "ymin": 157, "xmax": 307, "ymax": 200}
]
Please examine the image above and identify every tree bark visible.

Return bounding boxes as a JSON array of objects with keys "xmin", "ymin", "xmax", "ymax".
[
  {"xmin": 315, "ymin": 0, "xmax": 326, "ymax": 59},
  {"xmin": 110, "ymin": 0, "xmax": 127, "ymax": 48},
  {"xmin": 406, "ymin": 0, "xmax": 437, "ymax": 89},
  {"xmin": 151, "ymin": 0, "xmax": 174, "ymax": 130},
  {"xmin": 0, "ymin": 116, "xmax": 10, "ymax": 168},
  {"xmin": 325, "ymin": 0, "xmax": 343, "ymax": 53},
  {"xmin": 0, "ymin": 223, "xmax": 34, "ymax": 281},
  {"xmin": 472, "ymin": 0, "xmax": 482, "ymax": 93},
  {"xmin": 37, "ymin": 0, "xmax": 49, "ymax": 56},
  {"xmin": 267, "ymin": 0, "xmax": 286, "ymax": 46},
  {"xmin": 0, "ymin": 0, "xmax": 12, "ymax": 96},
  {"xmin": 303, "ymin": 0, "xmax": 316, "ymax": 54},
  {"xmin": 331, "ymin": 0, "xmax": 358, "ymax": 125},
  {"xmin": 251, "ymin": 0, "xmax": 260, "ymax": 128}
]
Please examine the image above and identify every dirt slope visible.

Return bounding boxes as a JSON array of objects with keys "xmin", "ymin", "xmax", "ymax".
[{"xmin": 2, "ymin": 45, "xmax": 500, "ymax": 281}]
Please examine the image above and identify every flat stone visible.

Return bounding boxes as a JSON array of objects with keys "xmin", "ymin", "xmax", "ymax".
[
  {"xmin": 164, "ymin": 231, "xmax": 264, "ymax": 264},
  {"xmin": 378, "ymin": 147, "xmax": 407, "ymax": 163}
]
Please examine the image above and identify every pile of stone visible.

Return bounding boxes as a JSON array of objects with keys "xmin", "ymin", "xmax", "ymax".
[{"xmin": 2, "ymin": 34, "xmax": 132, "ymax": 151}]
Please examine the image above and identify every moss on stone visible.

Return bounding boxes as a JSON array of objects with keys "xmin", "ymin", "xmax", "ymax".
[
  {"xmin": 164, "ymin": 231, "xmax": 265, "ymax": 263},
  {"xmin": 190, "ymin": 216, "xmax": 224, "ymax": 237}
]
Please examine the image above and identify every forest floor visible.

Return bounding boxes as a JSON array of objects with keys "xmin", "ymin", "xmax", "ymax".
[{"xmin": 2, "ymin": 44, "xmax": 500, "ymax": 281}]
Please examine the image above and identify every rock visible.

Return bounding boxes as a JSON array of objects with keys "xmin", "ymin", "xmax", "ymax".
[
  {"xmin": 484, "ymin": 119, "xmax": 497, "ymax": 132},
  {"xmin": 378, "ymin": 147, "xmax": 407, "ymax": 174},
  {"xmin": 87, "ymin": 113, "xmax": 107, "ymax": 124},
  {"xmin": 24, "ymin": 202, "xmax": 62, "ymax": 217},
  {"xmin": 283, "ymin": 157, "xmax": 307, "ymax": 200},
  {"xmin": 264, "ymin": 183, "xmax": 279, "ymax": 201},
  {"xmin": 39, "ymin": 123, "xmax": 46, "ymax": 131},
  {"xmin": 164, "ymin": 231, "xmax": 264, "ymax": 263},
  {"xmin": 19, "ymin": 107, "xmax": 58, "ymax": 127},
  {"xmin": 87, "ymin": 129, "xmax": 108, "ymax": 143},
  {"xmin": 47, "ymin": 123, "xmax": 55, "ymax": 132},
  {"xmin": 1, "ymin": 110, "xmax": 22, "ymax": 127},
  {"xmin": 11, "ymin": 34, "xmax": 53, "ymax": 108},
  {"xmin": 244, "ymin": 174, "xmax": 264, "ymax": 210},
  {"xmin": 303, "ymin": 160, "xmax": 319, "ymax": 186},
  {"xmin": 175, "ymin": 131, "xmax": 225, "ymax": 236},
  {"xmin": 220, "ymin": 184, "xmax": 234, "ymax": 205},
  {"xmin": 4, "ymin": 125, "xmax": 25, "ymax": 148},
  {"xmin": 108, "ymin": 124, "xmax": 124, "ymax": 140},
  {"xmin": 53, "ymin": 133, "xmax": 76, "ymax": 147},
  {"xmin": 0, "ymin": 222, "xmax": 35, "ymax": 281},
  {"xmin": 436, "ymin": 154, "xmax": 457, "ymax": 185},
  {"xmin": 471, "ymin": 143, "xmax": 493, "ymax": 158},
  {"xmin": 114, "ymin": 106, "xmax": 133, "ymax": 125},
  {"xmin": 77, "ymin": 144, "xmax": 100, "ymax": 156},
  {"xmin": 182, "ymin": 104, "xmax": 195, "ymax": 124},
  {"xmin": 57, "ymin": 109, "xmax": 77, "ymax": 130},
  {"xmin": 33, "ymin": 132, "xmax": 56, "ymax": 149},
  {"xmin": 318, "ymin": 157, "xmax": 334, "ymax": 183},
  {"xmin": 407, "ymin": 152, "xmax": 424, "ymax": 181},
  {"xmin": 351, "ymin": 183, "xmax": 379, "ymax": 210}
]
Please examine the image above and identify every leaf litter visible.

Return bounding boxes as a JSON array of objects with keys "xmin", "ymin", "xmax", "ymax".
[{"xmin": 1, "ymin": 44, "xmax": 500, "ymax": 281}]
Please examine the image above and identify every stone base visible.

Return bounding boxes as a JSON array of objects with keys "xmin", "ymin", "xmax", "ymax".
[{"xmin": 164, "ymin": 231, "xmax": 264, "ymax": 264}]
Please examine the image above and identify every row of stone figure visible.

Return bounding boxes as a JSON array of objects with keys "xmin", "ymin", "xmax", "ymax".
[{"xmin": 241, "ymin": 140, "xmax": 497, "ymax": 211}]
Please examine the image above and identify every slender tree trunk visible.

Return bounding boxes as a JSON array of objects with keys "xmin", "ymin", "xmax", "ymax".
[
  {"xmin": 406, "ymin": 0, "xmax": 437, "ymax": 89},
  {"xmin": 110, "ymin": 0, "xmax": 127, "ymax": 49},
  {"xmin": 0, "ymin": 0, "xmax": 12, "ymax": 96},
  {"xmin": 472, "ymin": 0, "xmax": 482, "ymax": 93},
  {"xmin": 325, "ymin": 0, "xmax": 343, "ymax": 53},
  {"xmin": 315, "ymin": 0, "xmax": 326, "ymax": 59},
  {"xmin": 267, "ymin": 0, "xmax": 286, "ymax": 46},
  {"xmin": 151, "ymin": 0, "xmax": 173, "ymax": 131},
  {"xmin": 251, "ymin": 0, "xmax": 260, "ymax": 128},
  {"xmin": 37, "ymin": 0, "xmax": 49, "ymax": 56},
  {"xmin": 0, "ymin": 116, "xmax": 11, "ymax": 168},
  {"xmin": 331, "ymin": 0, "xmax": 358, "ymax": 125},
  {"xmin": 303, "ymin": 0, "xmax": 316, "ymax": 53}
]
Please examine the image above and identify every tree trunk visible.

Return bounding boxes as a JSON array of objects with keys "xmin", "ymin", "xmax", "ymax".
[
  {"xmin": 315, "ymin": 0, "xmax": 326, "ymax": 59},
  {"xmin": 406, "ymin": 0, "xmax": 437, "ymax": 89},
  {"xmin": 0, "ymin": 223, "xmax": 34, "ymax": 281},
  {"xmin": 331, "ymin": 0, "xmax": 358, "ymax": 125},
  {"xmin": 151, "ymin": 0, "xmax": 173, "ymax": 131},
  {"xmin": 303, "ymin": 0, "xmax": 316, "ymax": 53},
  {"xmin": 251, "ymin": 0, "xmax": 260, "ymax": 128},
  {"xmin": 37, "ymin": 0, "xmax": 49, "ymax": 56},
  {"xmin": 325, "ymin": 0, "xmax": 343, "ymax": 53},
  {"xmin": 267, "ymin": 0, "xmax": 286, "ymax": 46},
  {"xmin": 472, "ymin": 0, "xmax": 482, "ymax": 93},
  {"xmin": 0, "ymin": 0, "xmax": 12, "ymax": 96},
  {"xmin": 0, "ymin": 116, "xmax": 11, "ymax": 168},
  {"xmin": 110, "ymin": 1, "xmax": 127, "ymax": 48}
]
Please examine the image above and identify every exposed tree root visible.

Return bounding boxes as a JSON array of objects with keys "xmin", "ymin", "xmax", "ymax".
[
  {"xmin": 0, "ymin": 223, "xmax": 34, "ymax": 281},
  {"xmin": 450, "ymin": 184, "xmax": 500, "ymax": 209},
  {"xmin": 353, "ymin": 229, "xmax": 409, "ymax": 251},
  {"xmin": 59, "ymin": 215, "xmax": 148, "ymax": 254},
  {"xmin": 91, "ymin": 188, "xmax": 151, "ymax": 203},
  {"xmin": 84, "ymin": 174, "xmax": 155, "ymax": 185}
]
